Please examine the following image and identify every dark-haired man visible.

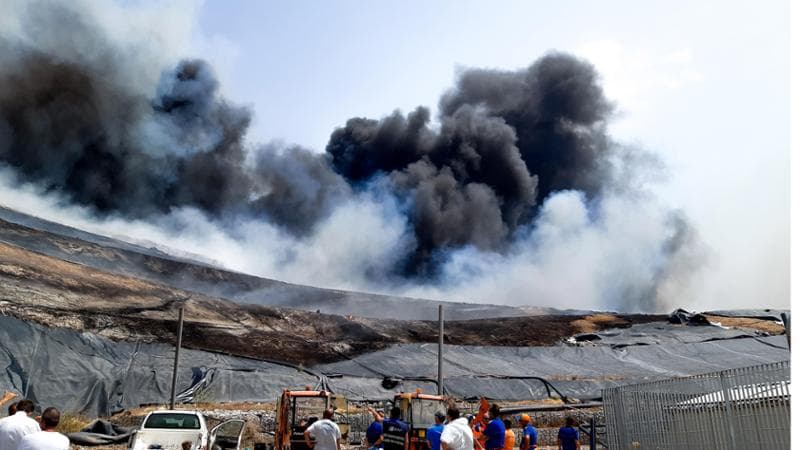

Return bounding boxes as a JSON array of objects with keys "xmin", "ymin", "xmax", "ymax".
[
  {"xmin": 18, "ymin": 407, "xmax": 69, "ymax": 450},
  {"xmin": 381, "ymin": 407, "xmax": 409, "ymax": 450},
  {"xmin": 480, "ymin": 405, "xmax": 505, "ymax": 450},
  {"xmin": 0, "ymin": 400, "xmax": 39, "ymax": 450},
  {"xmin": 440, "ymin": 407, "xmax": 472, "ymax": 450},
  {"xmin": 304, "ymin": 409, "xmax": 341, "ymax": 450},
  {"xmin": 556, "ymin": 417, "xmax": 580, "ymax": 450},
  {"xmin": 426, "ymin": 412, "xmax": 445, "ymax": 450}
]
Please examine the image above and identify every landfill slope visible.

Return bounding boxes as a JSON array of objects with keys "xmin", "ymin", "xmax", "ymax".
[
  {"xmin": 0, "ymin": 206, "xmax": 567, "ymax": 320},
  {"xmin": 0, "ymin": 238, "xmax": 662, "ymax": 366},
  {"xmin": 0, "ymin": 315, "xmax": 788, "ymax": 417}
]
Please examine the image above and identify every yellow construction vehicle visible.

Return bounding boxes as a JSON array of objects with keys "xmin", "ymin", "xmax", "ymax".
[
  {"xmin": 393, "ymin": 392, "xmax": 447, "ymax": 450},
  {"xmin": 274, "ymin": 389, "xmax": 349, "ymax": 450}
]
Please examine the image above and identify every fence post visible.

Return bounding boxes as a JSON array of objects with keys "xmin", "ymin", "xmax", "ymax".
[
  {"xmin": 613, "ymin": 389, "xmax": 628, "ymax": 449},
  {"xmin": 719, "ymin": 371, "xmax": 740, "ymax": 450},
  {"xmin": 590, "ymin": 417, "xmax": 596, "ymax": 450}
]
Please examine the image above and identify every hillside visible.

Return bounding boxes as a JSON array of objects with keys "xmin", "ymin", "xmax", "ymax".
[
  {"xmin": 0, "ymin": 237, "xmax": 663, "ymax": 365},
  {"xmin": 0, "ymin": 206, "xmax": 574, "ymax": 320}
]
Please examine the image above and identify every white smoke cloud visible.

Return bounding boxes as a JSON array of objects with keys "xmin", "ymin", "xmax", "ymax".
[
  {"xmin": 395, "ymin": 190, "xmax": 705, "ymax": 312},
  {"xmin": 0, "ymin": 165, "xmax": 702, "ymax": 312},
  {"xmin": 0, "ymin": 0, "xmax": 709, "ymax": 313}
]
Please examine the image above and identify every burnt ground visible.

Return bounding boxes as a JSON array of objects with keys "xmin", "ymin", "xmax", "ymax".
[
  {"xmin": 0, "ymin": 209, "xmax": 561, "ymax": 320},
  {"xmin": 0, "ymin": 238, "xmax": 666, "ymax": 365}
]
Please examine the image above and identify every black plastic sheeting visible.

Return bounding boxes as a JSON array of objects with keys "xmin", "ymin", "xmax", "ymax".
[
  {"xmin": 0, "ymin": 316, "xmax": 318, "ymax": 416},
  {"xmin": 571, "ymin": 322, "xmax": 768, "ymax": 348},
  {"xmin": 701, "ymin": 309, "xmax": 789, "ymax": 322},
  {"xmin": 669, "ymin": 308, "xmax": 789, "ymax": 325},
  {"xmin": 316, "ymin": 334, "xmax": 790, "ymax": 400},
  {"xmin": 67, "ymin": 419, "xmax": 134, "ymax": 445},
  {"xmin": 0, "ymin": 316, "xmax": 790, "ymax": 415}
]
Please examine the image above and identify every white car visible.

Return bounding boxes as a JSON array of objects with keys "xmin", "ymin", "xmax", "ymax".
[{"xmin": 128, "ymin": 410, "xmax": 245, "ymax": 450}]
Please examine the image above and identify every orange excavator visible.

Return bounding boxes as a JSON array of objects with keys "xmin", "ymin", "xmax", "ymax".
[
  {"xmin": 274, "ymin": 389, "xmax": 349, "ymax": 450},
  {"xmin": 393, "ymin": 391, "xmax": 448, "ymax": 450}
]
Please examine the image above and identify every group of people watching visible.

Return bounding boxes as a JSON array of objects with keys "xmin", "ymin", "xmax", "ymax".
[
  {"xmin": 365, "ymin": 404, "xmax": 580, "ymax": 450},
  {"xmin": 0, "ymin": 392, "xmax": 69, "ymax": 450}
]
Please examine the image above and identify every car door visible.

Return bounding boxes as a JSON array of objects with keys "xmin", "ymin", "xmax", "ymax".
[{"xmin": 209, "ymin": 420, "xmax": 246, "ymax": 450}]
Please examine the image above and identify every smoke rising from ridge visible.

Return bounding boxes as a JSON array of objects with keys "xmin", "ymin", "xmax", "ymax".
[{"xmin": 0, "ymin": 0, "xmax": 705, "ymax": 311}]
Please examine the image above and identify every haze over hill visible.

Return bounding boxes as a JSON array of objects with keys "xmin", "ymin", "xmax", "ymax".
[
  {"xmin": 0, "ymin": 205, "xmax": 568, "ymax": 320},
  {"xmin": 0, "ymin": 0, "xmax": 722, "ymax": 313},
  {"xmin": 0, "ymin": 203, "xmax": 670, "ymax": 366}
]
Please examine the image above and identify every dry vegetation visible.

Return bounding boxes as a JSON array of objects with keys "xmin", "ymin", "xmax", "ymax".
[
  {"xmin": 703, "ymin": 315, "xmax": 785, "ymax": 334},
  {"xmin": 569, "ymin": 313, "xmax": 620, "ymax": 333},
  {"xmin": 57, "ymin": 414, "xmax": 92, "ymax": 434}
]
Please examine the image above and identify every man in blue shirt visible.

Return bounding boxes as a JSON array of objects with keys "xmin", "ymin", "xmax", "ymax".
[
  {"xmin": 480, "ymin": 404, "xmax": 505, "ymax": 450},
  {"xmin": 426, "ymin": 412, "xmax": 445, "ymax": 450},
  {"xmin": 382, "ymin": 407, "xmax": 410, "ymax": 450},
  {"xmin": 557, "ymin": 417, "xmax": 580, "ymax": 450},
  {"xmin": 518, "ymin": 414, "xmax": 537, "ymax": 450},
  {"xmin": 366, "ymin": 407, "xmax": 384, "ymax": 450}
]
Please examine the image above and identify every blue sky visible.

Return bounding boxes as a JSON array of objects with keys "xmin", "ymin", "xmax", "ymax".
[{"xmin": 186, "ymin": 1, "xmax": 789, "ymax": 308}]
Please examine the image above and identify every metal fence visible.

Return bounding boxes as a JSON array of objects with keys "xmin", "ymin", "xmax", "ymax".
[{"xmin": 602, "ymin": 360, "xmax": 790, "ymax": 450}]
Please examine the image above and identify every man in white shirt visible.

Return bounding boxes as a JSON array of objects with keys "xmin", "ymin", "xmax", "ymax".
[
  {"xmin": 440, "ymin": 407, "xmax": 473, "ymax": 450},
  {"xmin": 18, "ymin": 407, "xmax": 69, "ymax": 450},
  {"xmin": 0, "ymin": 400, "xmax": 40, "ymax": 450},
  {"xmin": 304, "ymin": 409, "xmax": 342, "ymax": 450}
]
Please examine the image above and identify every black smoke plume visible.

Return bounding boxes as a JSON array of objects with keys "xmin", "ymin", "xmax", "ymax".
[
  {"xmin": 327, "ymin": 54, "xmax": 614, "ymax": 273},
  {"xmin": 0, "ymin": 1, "xmax": 696, "ymax": 291}
]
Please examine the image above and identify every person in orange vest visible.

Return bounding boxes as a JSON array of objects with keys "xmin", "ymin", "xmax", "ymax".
[{"xmin": 502, "ymin": 420, "xmax": 515, "ymax": 450}]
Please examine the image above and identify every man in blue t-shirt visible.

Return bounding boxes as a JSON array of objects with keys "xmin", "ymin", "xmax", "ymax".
[
  {"xmin": 426, "ymin": 411, "xmax": 445, "ymax": 450},
  {"xmin": 518, "ymin": 414, "xmax": 537, "ymax": 450},
  {"xmin": 366, "ymin": 407, "xmax": 384, "ymax": 450},
  {"xmin": 480, "ymin": 404, "xmax": 506, "ymax": 450},
  {"xmin": 557, "ymin": 417, "xmax": 580, "ymax": 450},
  {"xmin": 382, "ymin": 407, "xmax": 410, "ymax": 450}
]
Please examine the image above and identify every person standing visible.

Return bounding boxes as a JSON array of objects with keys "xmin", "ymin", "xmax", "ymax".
[
  {"xmin": 381, "ymin": 407, "xmax": 409, "ymax": 450},
  {"xmin": 517, "ymin": 415, "xmax": 537, "ymax": 450},
  {"xmin": 440, "ymin": 407, "xmax": 472, "ymax": 450},
  {"xmin": 556, "ymin": 417, "xmax": 580, "ymax": 450},
  {"xmin": 366, "ymin": 407, "xmax": 384, "ymax": 450},
  {"xmin": 0, "ymin": 404, "xmax": 17, "ymax": 427},
  {"xmin": 426, "ymin": 412, "xmax": 445, "ymax": 450},
  {"xmin": 304, "ymin": 409, "xmax": 342, "ymax": 450},
  {"xmin": 480, "ymin": 405, "xmax": 505, "ymax": 450},
  {"xmin": 502, "ymin": 420, "xmax": 514, "ymax": 450},
  {"xmin": 17, "ymin": 407, "xmax": 69, "ymax": 450},
  {"xmin": 0, "ymin": 400, "xmax": 39, "ymax": 450}
]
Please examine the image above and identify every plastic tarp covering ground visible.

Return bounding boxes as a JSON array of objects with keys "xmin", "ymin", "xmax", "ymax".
[
  {"xmin": 570, "ymin": 322, "xmax": 767, "ymax": 348},
  {"xmin": 0, "ymin": 316, "xmax": 318, "ymax": 416},
  {"xmin": 67, "ymin": 419, "xmax": 134, "ymax": 445},
  {"xmin": 702, "ymin": 309, "xmax": 789, "ymax": 321},
  {"xmin": 0, "ymin": 316, "xmax": 790, "ymax": 415},
  {"xmin": 316, "ymin": 334, "xmax": 790, "ymax": 400},
  {"xmin": 669, "ymin": 308, "xmax": 789, "ymax": 324}
]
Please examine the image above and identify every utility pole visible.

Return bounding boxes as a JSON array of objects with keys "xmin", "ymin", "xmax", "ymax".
[
  {"xmin": 169, "ymin": 304, "xmax": 185, "ymax": 409},
  {"xmin": 437, "ymin": 304, "xmax": 444, "ymax": 395}
]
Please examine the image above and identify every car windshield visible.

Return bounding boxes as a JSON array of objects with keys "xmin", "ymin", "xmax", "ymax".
[{"xmin": 144, "ymin": 413, "xmax": 202, "ymax": 429}]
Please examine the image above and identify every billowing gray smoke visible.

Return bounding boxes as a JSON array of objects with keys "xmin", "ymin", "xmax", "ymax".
[
  {"xmin": 0, "ymin": 0, "xmax": 703, "ymax": 310},
  {"xmin": 327, "ymin": 55, "xmax": 614, "ymax": 273},
  {"xmin": 0, "ymin": 2, "xmax": 343, "ymax": 235}
]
